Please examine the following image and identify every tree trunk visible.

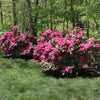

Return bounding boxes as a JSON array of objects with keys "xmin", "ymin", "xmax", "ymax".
[
  {"xmin": 94, "ymin": 18, "xmax": 99, "ymax": 30},
  {"xmin": 50, "ymin": 0, "xmax": 53, "ymax": 30},
  {"xmin": 71, "ymin": 5, "xmax": 75, "ymax": 29},
  {"xmin": 26, "ymin": 0, "xmax": 37, "ymax": 44},
  {"xmin": 33, "ymin": 0, "xmax": 39, "ymax": 36},
  {"xmin": 22, "ymin": 3, "xmax": 26, "ymax": 32},
  {"xmin": 67, "ymin": 21, "xmax": 68, "ymax": 28},
  {"xmin": 26, "ymin": 0, "xmax": 35, "ymax": 35},
  {"xmin": 0, "ymin": 2, "xmax": 3, "ymax": 25},
  {"xmin": 34, "ymin": 0, "xmax": 38, "ymax": 24},
  {"xmin": 13, "ymin": 0, "xmax": 17, "ymax": 25},
  {"xmin": 87, "ymin": 20, "xmax": 89, "ymax": 38}
]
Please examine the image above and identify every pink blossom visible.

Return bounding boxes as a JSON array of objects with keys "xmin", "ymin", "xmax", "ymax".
[
  {"xmin": 65, "ymin": 66, "xmax": 71, "ymax": 72},
  {"xmin": 80, "ymin": 43, "xmax": 84, "ymax": 47},
  {"xmin": 0, "ymin": 36, "xmax": 4, "ymax": 41},
  {"xmin": 49, "ymin": 52, "xmax": 52, "ymax": 56},
  {"xmin": 56, "ymin": 45, "xmax": 59, "ymax": 49},
  {"xmin": 87, "ymin": 50, "xmax": 92, "ymax": 55},
  {"xmin": 53, "ymin": 31, "xmax": 58, "ymax": 35},
  {"xmin": 40, "ymin": 55, "xmax": 46, "ymax": 60},
  {"xmin": 42, "ymin": 29, "xmax": 52, "ymax": 36},
  {"xmin": 95, "ymin": 43, "xmax": 99, "ymax": 48},
  {"xmin": 69, "ymin": 42, "xmax": 74, "ymax": 47},
  {"xmin": 51, "ymin": 66, "xmax": 54, "ymax": 70},
  {"xmin": 8, "ymin": 46, "xmax": 12, "ymax": 50},
  {"xmin": 24, "ymin": 49, "xmax": 29, "ymax": 54},
  {"xmin": 89, "ymin": 43, "xmax": 94, "ymax": 47},
  {"xmin": 70, "ymin": 33, "xmax": 73, "ymax": 36},
  {"xmin": 65, "ymin": 34, "xmax": 69, "ymax": 38},
  {"xmin": 84, "ymin": 43, "xmax": 89, "ymax": 50},
  {"xmin": 71, "ymin": 37, "xmax": 76, "ymax": 41},
  {"xmin": 79, "ymin": 30, "xmax": 85, "ymax": 34},
  {"xmin": 53, "ymin": 49, "xmax": 57, "ymax": 53},
  {"xmin": 80, "ymin": 56, "xmax": 85, "ymax": 63},
  {"xmin": 91, "ymin": 56, "xmax": 94, "ymax": 60},
  {"xmin": 51, "ymin": 56, "xmax": 56, "ymax": 60},
  {"xmin": 74, "ymin": 32, "xmax": 77, "ymax": 34},
  {"xmin": 2, "ymin": 43, "xmax": 5, "ymax": 47},
  {"xmin": 61, "ymin": 70, "xmax": 65, "ymax": 73},
  {"xmin": 3, "ymin": 48, "xmax": 7, "ymax": 51},
  {"xmin": 66, "ymin": 49, "xmax": 71, "ymax": 53},
  {"xmin": 58, "ymin": 56, "xmax": 62, "ymax": 61},
  {"xmin": 45, "ymin": 45, "xmax": 53, "ymax": 52},
  {"xmin": 13, "ymin": 43, "xmax": 17, "ymax": 46},
  {"xmin": 17, "ymin": 30, "xmax": 20, "ymax": 33},
  {"xmin": 40, "ymin": 37, "xmax": 44, "ymax": 41},
  {"xmin": 49, "ymin": 34, "xmax": 53, "ymax": 39},
  {"xmin": 87, "ymin": 60, "xmax": 91, "ymax": 64},
  {"xmin": 77, "ymin": 34, "xmax": 82, "ymax": 38},
  {"xmin": 12, "ymin": 25, "xmax": 18, "ymax": 30},
  {"xmin": 55, "ymin": 66, "xmax": 59, "ymax": 70},
  {"xmin": 50, "ymin": 61, "xmax": 55, "ymax": 64},
  {"xmin": 76, "ymin": 39, "xmax": 80, "ymax": 43}
]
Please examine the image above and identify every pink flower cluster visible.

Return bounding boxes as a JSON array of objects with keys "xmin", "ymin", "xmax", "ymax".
[
  {"xmin": 0, "ymin": 25, "xmax": 34, "ymax": 57},
  {"xmin": 34, "ymin": 28, "xmax": 100, "ymax": 75}
]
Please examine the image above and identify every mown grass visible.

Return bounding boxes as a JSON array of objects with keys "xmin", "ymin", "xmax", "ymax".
[{"xmin": 0, "ymin": 47, "xmax": 100, "ymax": 100}]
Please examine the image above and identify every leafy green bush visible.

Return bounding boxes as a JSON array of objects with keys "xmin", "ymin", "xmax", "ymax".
[
  {"xmin": 0, "ymin": 25, "xmax": 35, "ymax": 57},
  {"xmin": 34, "ymin": 27, "xmax": 100, "ymax": 76}
]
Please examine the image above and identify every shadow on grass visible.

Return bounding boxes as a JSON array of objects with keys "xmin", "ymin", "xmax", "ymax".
[
  {"xmin": 43, "ymin": 68, "xmax": 100, "ymax": 79},
  {"xmin": 42, "ymin": 69, "xmax": 76, "ymax": 79}
]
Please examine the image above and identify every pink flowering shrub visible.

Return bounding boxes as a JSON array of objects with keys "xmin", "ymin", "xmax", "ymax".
[
  {"xmin": 34, "ymin": 27, "xmax": 100, "ymax": 76},
  {"xmin": 0, "ymin": 25, "xmax": 34, "ymax": 57}
]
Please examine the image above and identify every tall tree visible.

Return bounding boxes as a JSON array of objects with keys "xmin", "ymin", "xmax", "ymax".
[
  {"xmin": 70, "ymin": 0, "xmax": 75, "ymax": 29},
  {"xmin": 50, "ymin": 0, "xmax": 53, "ymax": 30},
  {"xmin": 0, "ymin": 1, "xmax": 3, "ymax": 25},
  {"xmin": 13, "ymin": 0, "xmax": 17, "ymax": 25},
  {"xmin": 26, "ymin": 0, "xmax": 36, "ymax": 36}
]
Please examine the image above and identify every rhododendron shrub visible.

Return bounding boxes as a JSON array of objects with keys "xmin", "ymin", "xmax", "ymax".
[
  {"xmin": 34, "ymin": 27, "xmax": 100, "ymax": 76},
  {"xmin": 0, "ymin": 25, "xmax": 34, "ymax": 57}
]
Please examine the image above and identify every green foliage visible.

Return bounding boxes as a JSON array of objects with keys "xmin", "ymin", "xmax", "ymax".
[
  {"xmin": 34, "ymin": 28, "xmax": 100, "ymax": 77},
  {"xmin": 0, "ymin": 23, "xmax": 13, "ymax": 36},
  {"xmin": 1, "ymin": 0, "xmax": 100, "ymax": 37},
  {"xmin": 0, "ymin": 25, "xmax": 35, "ymax": 57}
]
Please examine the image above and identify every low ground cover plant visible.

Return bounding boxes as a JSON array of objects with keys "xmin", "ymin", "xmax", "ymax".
[
  {"xmin": 0, "ymin": 25, "xmax": 35, "ymax": 57},
  {"xmin": 34, "ymin": 27, "xmax": 100, "ymax": 76}
]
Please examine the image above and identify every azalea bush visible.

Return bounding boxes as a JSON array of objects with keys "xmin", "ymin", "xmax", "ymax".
[
  {"xmin": 0, "ymin": 25, "xmax": 35, "ymax": 57},
  {"xmin": 34, "ymin": 27, "xmax": 100, "ymax": 76}
]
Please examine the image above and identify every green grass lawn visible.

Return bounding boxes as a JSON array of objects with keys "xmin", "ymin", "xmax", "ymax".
[{"xmin": 0, "ymin": 47, "xmax": 100, "ymax": 100}]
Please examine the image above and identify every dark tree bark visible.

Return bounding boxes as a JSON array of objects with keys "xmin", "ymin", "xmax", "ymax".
[
  {"xmin": 34, "ymin": 0, "xmax": 39, "ymax": 35},
  {"xmin": 64, "ymin": 0, "xmax": 69, "ymax": 28},
  {"xmin": 13, "ymin": 0, "xmax": 17, "ymax": 25},
  {"xmin": 94, "ymin": 18, "xmax": 99, "ymax": 30},
  {"xmin": 71, "ymin": 5, "xmax": 75, "ymax": 29},
  {"xmin": 26, "ymin": 0, "xmax": 38, "ymax": 44},
  {"xmin": 76, "ymin": 20, "xmax": 84, "ymax": 29},
  {"xmin": 22, "ymin": 3, "xmax": 26, "ymax": 32},
  {"xmin": 87, "ymin": 20, "xmax": 89, "ymax": 38},
  {"xmin": 0, "ymin": 2, "xmax": 3, "ymax": 25},
  {"xmin": 26, "ymin": 0, "xmax": 35, "ymax": 35},
  {"xmin": 50, "ymin": 0, "xmax": 53, "ymax": 30},
  {"xmin": 26, "ymin": 0, "xmax": 38, "ymax": 37},
  {"xmin": 34, "ymin": 0, "xmax": 39, "ymax": 24}
]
